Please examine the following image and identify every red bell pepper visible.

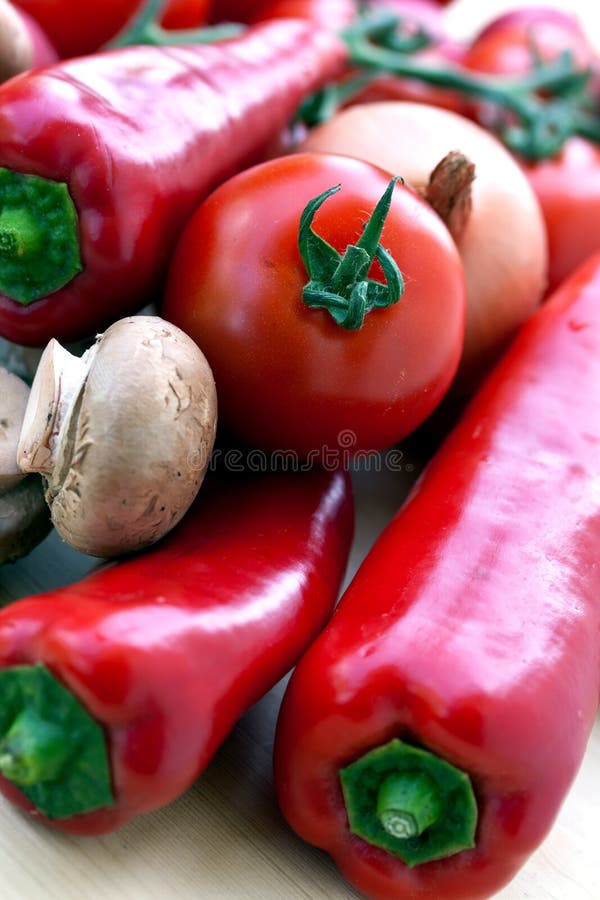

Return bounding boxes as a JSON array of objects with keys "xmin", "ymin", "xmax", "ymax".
[
  {"xmin": 0, "ymin": 467, "xmax": 353, "ymax": 834},
  {"xmin": 274, "ymin": 254, "xmax": 600, "ymax": 899},
  {"xmin": 0, "ymin": 17, "xmax": 345, "ymax": 346}
]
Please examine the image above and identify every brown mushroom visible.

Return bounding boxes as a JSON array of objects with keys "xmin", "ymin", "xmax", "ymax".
[
  {"xmin": 18, "ymin": 316, "xmax": 218, "ymax": 558},
  {"xmin": 0, "ymin": 365, "xmax": 51, "ymax": 565}
]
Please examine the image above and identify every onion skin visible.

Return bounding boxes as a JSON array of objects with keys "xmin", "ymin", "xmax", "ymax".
[{"xmin": 299, "ymin": 101, "xmax": 548, "ymax": 394}]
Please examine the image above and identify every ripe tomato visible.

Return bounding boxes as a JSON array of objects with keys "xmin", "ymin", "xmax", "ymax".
[
  {"xmin": 461, "ymin": 7, "xmax": 597, "ymax": 292},
  {"xmin": 13, "ymin": 0, "xmax": 210, "ymax": 58},
  {"xmin": 162, "ymin": 153, "xmax": 465, "ymax": 458},
  {"xmin": 524, "ymin": 137, "xmax": 600, "ymax": 293},
  {"xmin": 462, "ymin": 7, "xmax": 593, "ymax": 77}
]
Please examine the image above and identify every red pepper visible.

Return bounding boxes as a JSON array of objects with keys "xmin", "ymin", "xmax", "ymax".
[
  {"xmin": 0, "ymin": 18, "xmax": 345, "ymax": 346},
  {"xmin": 0, "ymin": 467, "xmax": 353, "ymax": 834},
  {"xmin": 274, "ymin": 254, "xmax": 600, "ymax": 899}
]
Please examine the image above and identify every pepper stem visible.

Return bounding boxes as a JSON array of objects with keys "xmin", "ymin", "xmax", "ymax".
[
  {"xmin": 108, "ymin": 0, "xmax": 244, "ymax": 48},
  {"xmin": 0, "ymin": 665, "xmax": 113, "ymax": 819},
  {"xmin": 340, "ymin": 738, "xmax": 477, "ymax": 867},
  {"xmin": 0, "ymin": 168, "xmax": 82, "ymax": 305},
  {"xmin": 377, "ymin": 771, "xmax": 441, "ymax": 839},
  {"xmin": 0, "ymin": 707, "xmax": 72, "ymax": 786}
]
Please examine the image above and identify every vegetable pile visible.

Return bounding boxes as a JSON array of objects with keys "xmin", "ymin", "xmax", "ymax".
[{"xmin": 0, "ymin": 1, "xmax": 599, "ymax": 898}]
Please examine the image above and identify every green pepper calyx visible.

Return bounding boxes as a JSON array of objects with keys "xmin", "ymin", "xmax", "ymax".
[
  {"xmin": 340, "ymin": 737, "xmax": 478, "ymax": 867},
  {"xmin": 0, "ymin": 665, "xmax": 114, "ymax": 819},
  {"xmin": 0, "ymin": 168, "xmax": 82, "ymax": 305}
]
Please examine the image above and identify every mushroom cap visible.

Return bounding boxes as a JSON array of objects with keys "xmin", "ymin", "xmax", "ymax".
[
  {"xmin": 19, "ymin": 316, "xmax": 218, "ymax": 558},
  {"xmin": 0, "ymin": 366, "xmax": 30, "ymax": 494}
]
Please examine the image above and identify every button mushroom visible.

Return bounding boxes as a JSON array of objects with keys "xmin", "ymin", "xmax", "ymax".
[
  {"xmin": 0, "ymin": 365, "xmax": 51, "ymax": 565},
  {"xmin": 18, "ymin": 316, "xmax": 218, "ymax": 558}
]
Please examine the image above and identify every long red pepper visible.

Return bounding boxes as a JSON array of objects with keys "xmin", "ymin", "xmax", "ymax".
[
  {"xmin": 274, "ymin": 254, "xmax": 600, "ymax": 899},
  {"xmin": 0, "ymin": 467, "xmax": 353, "ymax": 834},
  {"xmin": 0, "ymin": 19, "xmax": 345, "ymax": 346}
]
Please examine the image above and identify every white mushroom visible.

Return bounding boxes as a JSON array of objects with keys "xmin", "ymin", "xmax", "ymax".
[{"xmin": 18, "ymin": 316, "xmax": 218, "ymax": 558}]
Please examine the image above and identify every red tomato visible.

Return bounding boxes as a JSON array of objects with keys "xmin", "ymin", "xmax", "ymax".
[
  {"xmin": 13, "ymin": 0, "xmax": 210, "ymax": 58},
  {"xmin": 462, "ymin": 6, "xmax": 597, "ymax": 292},
  {"xmin": 463, "ymin": 6, "xmax": 593, "ymax": 76},
  {"xmin": 524, "ymin": 137, "xmax": 600, "ymax": 293},
  {"xmin": 162, "ymin": 153, "xmax": 465, "ymax": 458},
  {"xmin": 462, "ymin": 7, "xmax": 593, "ymax": 129}
]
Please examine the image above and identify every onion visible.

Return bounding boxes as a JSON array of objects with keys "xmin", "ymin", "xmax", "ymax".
[{"xmin": 298, "ymin": 101, "xmax": 548, "ymax": 393}]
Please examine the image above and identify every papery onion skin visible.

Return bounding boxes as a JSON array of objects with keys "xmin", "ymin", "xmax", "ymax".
[{"xmin": 298, "ymin": 101, "xmax": 548, "ymax": 393}]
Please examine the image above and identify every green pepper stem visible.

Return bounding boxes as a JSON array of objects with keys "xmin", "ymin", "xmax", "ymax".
[
  {"xmin": 377, "ymin": 771, "xmax": 441, "ymax": 839},
  {"xmin": 0, "ymin": 168, "xmax": 82, "ymax": 305},
  {"xmin": 0, "ymin": 707, "xmax": 72, "ymax": 786},
  {"xmin": 0, "ymin": 207, "xmax": 42, "ymax": 260},
  {"xmin": 0, "ymin": 665, "xmax": 114, "ymax": 819},
  {"xmin": 340, "ymin": 738, "xmax": 477, "ymax": 867},
  {"xmin": 108, "ymin": 0, "xmax": 244, "ymax": 48}
]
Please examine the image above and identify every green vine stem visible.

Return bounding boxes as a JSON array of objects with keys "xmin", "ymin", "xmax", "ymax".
[
  {"xmin": 109, "ymin": 0, "xmax": 244, "ymax": 48},
  {"xmin": 335, "ymin": 9, "xmax": 598, "ymax": 160}
]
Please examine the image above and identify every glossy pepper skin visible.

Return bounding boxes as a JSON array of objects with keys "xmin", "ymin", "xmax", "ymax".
[
  {"xmin": 274, "ymin": 255, "xmax": 600, "ymax": 899},
  {"xmin": 0, "ymin": 19, "xmax": 345, "ymax": 346},
  {"xmin": 0, "ymin": 468, "xmax": 353, "ymax": 834}
]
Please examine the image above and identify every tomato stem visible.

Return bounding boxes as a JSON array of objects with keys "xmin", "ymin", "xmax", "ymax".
[
  {"xmin": 334, "ymin": 9, "xmax": 596, "ymax": 160},
  {"xmin": 298, "ymin": 178, "xmax": 404, "ymax": 330},
  {"xmin": 109, "ymin": 0, "xmax": 244, "ymax": 48}
]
